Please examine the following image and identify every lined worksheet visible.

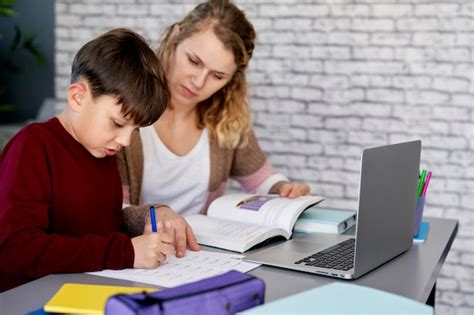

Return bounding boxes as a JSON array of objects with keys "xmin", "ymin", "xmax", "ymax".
[{"xmin": 88, "ymin": 250, "xmax": 260, "ymax": 288}]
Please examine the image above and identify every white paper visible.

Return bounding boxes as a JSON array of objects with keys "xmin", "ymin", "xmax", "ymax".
[{"xmin": 88, "ymin": 250, "xmax": 261, "ymax": 288}]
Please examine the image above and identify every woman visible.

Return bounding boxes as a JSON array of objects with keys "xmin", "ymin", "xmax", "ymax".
[{"xmin": 119, "ymin": 0, "xmax": 311, "ymax": 257}]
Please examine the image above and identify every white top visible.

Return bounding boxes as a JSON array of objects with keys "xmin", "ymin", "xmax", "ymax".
[{"xmin": 139, "ymin": 126, "xmax": 210, "ymax": 216}]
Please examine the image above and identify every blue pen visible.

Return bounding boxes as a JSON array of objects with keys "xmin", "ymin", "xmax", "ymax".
[{"xmin": 149, "ymin": 206, "xmax": 158, "ymax": 232}]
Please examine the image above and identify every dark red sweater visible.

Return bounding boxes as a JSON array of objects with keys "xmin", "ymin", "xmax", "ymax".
[{"xmin": 0, "ymin": 118, "xmax": 134, "ymax": 292}]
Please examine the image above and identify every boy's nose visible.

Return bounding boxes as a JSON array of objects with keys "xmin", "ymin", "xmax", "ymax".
[{"xmin": 116, "ymin": 129, "xmax": 133, "ymax": 147}]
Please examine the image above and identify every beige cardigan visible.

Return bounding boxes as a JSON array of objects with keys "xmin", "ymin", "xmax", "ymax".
[{"xmin": 118, "ymin": 129, "xmax": 286, "ymax": 236}]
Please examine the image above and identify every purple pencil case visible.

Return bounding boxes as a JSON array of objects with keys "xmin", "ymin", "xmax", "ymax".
[{"xmin": 105, "ymin": 270, "xmax": 265, "ymax": 315}]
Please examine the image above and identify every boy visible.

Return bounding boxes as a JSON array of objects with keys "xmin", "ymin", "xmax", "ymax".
[{"xmin": 0, "ymin": 29, "xmax": 174, "ymax": 292}]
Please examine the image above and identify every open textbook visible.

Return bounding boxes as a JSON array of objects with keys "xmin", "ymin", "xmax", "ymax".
[{"xmin": 186, "ymin": 193, "xmax": 324, "ymax": 253}]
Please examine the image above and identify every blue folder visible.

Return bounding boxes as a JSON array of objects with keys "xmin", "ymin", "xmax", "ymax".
[
  {"xmin": 240, "ymin": 282, "xmax": 433, "ymax": 314},
  {"xmin": 26, "ymin": 308, "xmax": 54, "ymax": 315}
]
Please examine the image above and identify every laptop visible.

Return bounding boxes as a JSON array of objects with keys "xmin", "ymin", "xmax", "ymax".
[{"xmin": 244, "ymin": 140, "xmax": 421, "ymax": 279}]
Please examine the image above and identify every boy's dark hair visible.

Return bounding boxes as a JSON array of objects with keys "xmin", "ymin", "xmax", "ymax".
[{"xmin": 71, "ymin": 28, "xmax": 168, "ymax": 126}]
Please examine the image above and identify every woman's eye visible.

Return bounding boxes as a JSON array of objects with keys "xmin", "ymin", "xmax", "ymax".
[
  {"xmin": 213, "ymin": 74, "xmax": 223, "ymax": 80},
  {"xmin": 113, "ymin": 121, "xmax": 123, "ymax": 128},
  {"xmin": 188, "ymin": 57, "xmax": 199, "ymax": 65}
]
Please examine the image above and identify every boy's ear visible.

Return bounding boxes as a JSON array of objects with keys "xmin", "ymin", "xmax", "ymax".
[{"xmin": 67, "ymin": 83, "xmax": 86, "ymax": 112}]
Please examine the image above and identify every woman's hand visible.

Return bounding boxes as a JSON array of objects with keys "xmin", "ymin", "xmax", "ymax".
[
  {"xmin": 278, "ymin": 182, "xmax": 311, "ymax": 198},
  {"xmin": 144, "ymin": 206, "xmax": 200, "ymax": 257}
]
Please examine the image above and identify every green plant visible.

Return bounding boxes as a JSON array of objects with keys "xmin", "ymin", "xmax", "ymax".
[{"xmin": 0, "ymin": 0, "xmax": 44, "ymax": 112}]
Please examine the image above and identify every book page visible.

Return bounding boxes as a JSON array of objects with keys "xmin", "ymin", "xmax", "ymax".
[
  {"xmin": 186, "ymin": 214, "xmax": 285, "ymax": 252},
  {"xmin": 208, "ymin": 193, "xmax": 324, "ymax": 234}
]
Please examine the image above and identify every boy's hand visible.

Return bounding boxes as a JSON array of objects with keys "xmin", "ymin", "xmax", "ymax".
[
  {"xmin": 279, "ymin": 182, "xmax": 311, "ymax": 198},
  {"xmin": 144, "ymin": 206, "xmax": 200, "ymax": 257},
  {"xmin": 131, "ymin": 232, "xmax": 175, "ymax": 269}
]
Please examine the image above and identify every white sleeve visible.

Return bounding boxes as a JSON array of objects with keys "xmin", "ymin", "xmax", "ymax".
[{"xmin": 255, "ymin": 173, "xmax": 289, "ymax": 195}]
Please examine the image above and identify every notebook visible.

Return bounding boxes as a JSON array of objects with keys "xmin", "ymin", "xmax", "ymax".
[
  {"xmin": 414, "ymin": 221, "xmax": 430, "ymax": 243},
  {"xmin": 239, "ymin": 282, "xmax": 433, "ymax": 314},
  {"xmin": 245, "ymin": 140, "xmax": 421, "ymax": 280},
  {"xmin": 43, "ymin": 283, "xmax": 157, "ymax": 315},
  {"xmin": 294, "ymin": 207, "xmax": 356, "ymax": 234}
]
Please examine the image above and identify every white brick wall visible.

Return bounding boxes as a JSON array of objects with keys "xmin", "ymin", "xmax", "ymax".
[{"xmin": 55, "ymin": 1, "xmax": 473, "ymax": 313}]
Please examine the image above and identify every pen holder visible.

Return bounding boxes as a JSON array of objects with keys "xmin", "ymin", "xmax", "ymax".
[{"xmin": 413, "ymin": 197, "xmax": 425, "ymax": 236}]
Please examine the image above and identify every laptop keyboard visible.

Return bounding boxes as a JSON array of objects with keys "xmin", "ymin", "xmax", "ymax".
[{"xmin": 294, "ymin": 238, "xmax": 355, "ymax": 271}]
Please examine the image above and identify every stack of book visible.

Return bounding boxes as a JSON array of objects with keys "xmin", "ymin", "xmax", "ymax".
[{"xmin": 294, "ymin": 206, "xmax": 356, "ymax": 235}]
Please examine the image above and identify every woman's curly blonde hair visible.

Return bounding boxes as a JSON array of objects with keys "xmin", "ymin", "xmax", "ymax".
[{"xmin": 155, "ymin": 0, "xmax": 255, "ymax": 149}]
